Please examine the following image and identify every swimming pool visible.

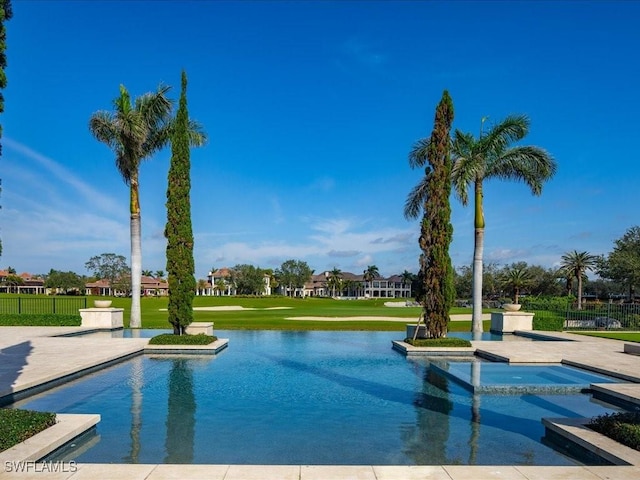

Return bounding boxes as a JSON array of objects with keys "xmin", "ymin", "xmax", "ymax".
[
  {"xmin": 11, "ymin": 330, "xmax": 619, "ymax": 465},
  {"xmin": 429, "ymin": 360, "xmax": 622, "ymax": 394}
]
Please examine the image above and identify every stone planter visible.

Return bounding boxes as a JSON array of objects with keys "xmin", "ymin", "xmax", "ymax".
[
  {"xmin": 93, "ymin": 300, "xmax": 113, "ymax": 308},
  {"xmin": 490, "ymin": 311, "xmax": 534, "ymax": 333},
  {"xmin": 502, "ymin": 303, "xmax": 522, "ymax": 311}
]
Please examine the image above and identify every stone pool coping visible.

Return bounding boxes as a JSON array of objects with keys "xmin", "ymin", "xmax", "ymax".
[
  {"xmin": 391, "ymin": 340, "xmax": 475, "ymax": 356},
  {"xmin": 543, "ymin": 417, "xmax": 640, "ymax": 466},
  {"xmin": 144, "ymin": 338, "xmax": 229, "ymax": 355}
]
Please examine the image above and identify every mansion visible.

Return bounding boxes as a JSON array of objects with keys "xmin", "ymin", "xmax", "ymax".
[
  {"xmin": 205, "ymin": 268, "xmax": 412, "ymax": 299},
  {"xmin": 1, "ymin": 268, "xmax": 412, "ymax": 300}
]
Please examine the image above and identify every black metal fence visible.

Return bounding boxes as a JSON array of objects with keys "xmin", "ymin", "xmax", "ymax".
[
  {"xmin": 564, "ymin": 302, "xmax": 640, "ymax": 330},
  {"xmin": 526, "ymin": 300, "xmax": 640, "ymax": 331},
  {"xmin": 0, "ymin": 296, "xmax": 88, "ymax": 315}
]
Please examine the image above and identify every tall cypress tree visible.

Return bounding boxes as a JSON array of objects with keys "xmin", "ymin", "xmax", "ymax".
[
  {"xmin": 0, "ymin": 0, "xmax": 12, "ymax": 257},
  {"xmin": 405, "ymin": 91, "xmax": 455, "ymax": 338},
  {"xmin": 165, "ymin": 71, "xmax": 196, "ymax": 335}
]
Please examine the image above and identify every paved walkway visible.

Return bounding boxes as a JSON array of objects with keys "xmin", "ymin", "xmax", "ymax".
[{"xmin": 1, "ymin": 327, "xmax": 640, "ymax": 479}]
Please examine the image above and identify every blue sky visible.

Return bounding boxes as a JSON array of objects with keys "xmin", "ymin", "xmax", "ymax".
[{"xmin": 2, "ymin": 1, "xmax": 639, "ymax": 280}]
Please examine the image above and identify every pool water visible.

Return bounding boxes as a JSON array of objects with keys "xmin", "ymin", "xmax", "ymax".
[
  {"xmin": 430, "ymin": 361, "xmax": 622, "ymax": 394},
  {"xmin": 11, "ymin": 330, "xmax": 619, "ymax": 465}
]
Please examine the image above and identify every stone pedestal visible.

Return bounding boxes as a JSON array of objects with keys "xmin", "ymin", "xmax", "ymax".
[
  {"xmin": 406, "ymin": 324, "xmax": 427, "ymax": 339},
  {"xmin": 79, "ymin": 308, "xmax": 124, "ymax": 329},
  {"xmin": 490, "ymin": 311, "xmax": 534, "ymax": 334},
  {"xmin": 186, "ymin": 322, "xmax": 214, "ymax": 336}
]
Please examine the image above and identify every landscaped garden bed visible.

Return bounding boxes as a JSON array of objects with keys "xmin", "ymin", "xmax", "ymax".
[
  {"xmin": 404, "ymin": 337, "xmax": 472, "ymax": 347},
  {"xmin": 588, "ymin": 411, "xmax": 640, "ymax": 451},
  {"xmin": 148, "ymin": 333, "xmax": 217, "ymax": 345},
  {"xmin": 0, "ymin": 409, "xmax": 57, "ymax": 452}
]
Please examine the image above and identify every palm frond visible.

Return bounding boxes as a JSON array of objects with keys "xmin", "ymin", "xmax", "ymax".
[
  {"xmin": 88, "ymin": 111, "xmax": 119, "ymax": 149},
  {"xmin": 481, "ymin": 114, "xmax": 529, "ymax": 154},
  {"xmin": 451, "ymin": 130, "xmax": 480, "ymax": 206},
  {"xmin": 136, "ymin": 84, "xmax": 173, "ymax": 130},
  {"xmin": 404, "ymin": 174, "xmax": 430, "ymax": 220},
  {"xmin": 187, "ymin": 119, "xmax": 207, "ymax": 147},
  {"xmin": 488, "ymin": 145, "xmax": 556, "ymax": 195},
  {"xmin": 408, "ymin": 138, "xmax": 430, "ymax": 169}
]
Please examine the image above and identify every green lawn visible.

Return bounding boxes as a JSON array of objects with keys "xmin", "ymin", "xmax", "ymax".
[
  {"xmin": 98, "ymin": 295, "xmax": 483, "ymax": 331},
  {"xmin": 0, "ymin": 294, "xmax": 490, "ymax": 331},
  {"xmin": 574, "ymin": 331, "xmax": 640, "ymax": 343}
]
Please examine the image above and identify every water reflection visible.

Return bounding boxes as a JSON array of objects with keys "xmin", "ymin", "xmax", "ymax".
[
  {"xmin": 402, "ymin": 364, "xmax": 453, "ymax": 464},
  {"xmin": 164, "ymin": 358, "xmax": 196, "ymax": 463},
  {"xmin": 124, "ymin": 356, "xmax": 143, "ymax": 463}
]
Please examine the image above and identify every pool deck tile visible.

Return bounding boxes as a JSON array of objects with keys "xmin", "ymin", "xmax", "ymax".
[
  {"xmin": 372, "ymin": 465, "xmax": 452, "ymax": 479},
  {"xmin": 224, "ymin": 465, "xmax": 301, "ymax": 480},
  {"xmin": 147, "ymin": 464, "xmax": 230, "ymax": 480},
  {"xmin": 67, "ymin": 463, "xmax": 157, "ymax": 479},
  {"xmin": 0, "ymin": 328, "xmax": 149, "ymax": 402},
  {"xmin": 444, "ymin": 465, "xmax": 529, "ymax": 479},
  {"xmin": 513, "ymin": 465, "xmax": 606, "ymax": 479},
  {"xmin": 584, "ymin": 465, "xmax": 640, "ymax": 479},
  {"xmin": 300, "ymin": 465, "xmax": 377, "ymax": 479}
]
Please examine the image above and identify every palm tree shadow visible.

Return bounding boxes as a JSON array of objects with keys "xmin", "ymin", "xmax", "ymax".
[
  {"xmin": 0, "ymin": 341, "xmax": 34, "ymax": 406},
  {"xmin": 259, "ymin": 353, "xmax": 544, "ymax": 440}
]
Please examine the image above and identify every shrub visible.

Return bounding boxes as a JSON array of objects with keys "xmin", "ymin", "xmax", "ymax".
[
  {"xmin": 532, "ymin": 314, "xmax": 564, "ymax": 331},
  {"xmin": 404, "ymin": 337, "xmax": 472, "ymax": 347},
  {"xmin": 0, "ymin": 409, "xmax": 57, "ymax": 452},
  {"xmin": 148, "ymin": 333, "xmax": 217, "ymax": 345},
  {"xmin": 522, "ymin": 296, "xmax": 570, "ymax": 311},
  {"xmin": 0, "ymin": 314, "xmax": 81, "ymax": 327},
  {"xmin": 588, "ymin": 411, "xmax": 640, "ymax": 451}
]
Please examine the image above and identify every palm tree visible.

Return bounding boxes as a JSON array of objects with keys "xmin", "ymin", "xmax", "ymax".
[
  {"xmin": 215, "ymin": 278, "xmax": 226, "ymax": 296},
  {"xmin": 342, "ymin": 279, "xmax": 356, "ymax": 298},
  {"xmin": 400, "ymin": 270, "xmax": 414, "ymax": 297},
  {"xmin": 327, "ymin": 267, "xmax": 343, "ymax": 297},
  {"xmin": 363, "ymin": 265, "xmax": 379, "ymax": 298},
  {"xmin": 196, "ymin": 279, "xmax": 208, "ymax": 295},
  {"xmin": 560, "ymin": 250, "xmax": 597, "ymax": 310},
  {"xmin": 500, "ymin": 266, "xmax": 530, "ymax": 304},
  {"xmin": 89, "ymin": 83, "xmax": 206, "ymax": 328},
  {"xmin": 142, "ymin": 269, "xmax": 153, "ymax": 277},
  {"xmin": 90, "ymin": 84, "xmax": 172, "ymax": 328},
  {"xmin": 154, "ymin": 270, "xmax": 165, "ymax": 279},
  {"xmin": 451, "ymin": 115, "xmax": 556, "ymax": 338}
]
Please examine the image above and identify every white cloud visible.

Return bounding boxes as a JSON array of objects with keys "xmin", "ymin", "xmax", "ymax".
[{"xmin": 4, "ymin": 138, "xmax": 122, "ymax": 216}]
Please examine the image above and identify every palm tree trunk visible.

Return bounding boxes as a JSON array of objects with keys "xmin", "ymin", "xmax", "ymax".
[
  {"xmin": 130, "ymin": 180, "xmax": 142, "ymax": 329},
  {"xmin": 472, "ymin": 227, "xmax": 484, "ymax": 340},
  {"xmin": 472, "ymin": 179, "xmax": 485, "ymax": 340},
  {"xmin": 577, "ymin": 274, "xmax": 583, "ymax": 310}
]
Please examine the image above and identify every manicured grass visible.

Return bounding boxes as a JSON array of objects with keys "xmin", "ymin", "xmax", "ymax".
[
  {"xmin": 574, "ymin": 332, "xmax": 640, "ymax": 343},
  {"xmin": 404, "ymin": 337, "xmax": 472, "ymax": 347},
  {"xmin": 0, "ymin": 314, "xmax": 81, "ymax": 327},
  {"xmin": 0, "ymin": 409, "xmax": 57, "ymax": 452},
  {"xmin": 149, "ymin": 333, "xmax": 217, "ymax": 345},
  {"xmin": 95, "ymin": 295, "xmax": 468, "ymax": 330},
  {"xmin": 0, "ymin": 294, "xmax": 491, "ymax": 332}
]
